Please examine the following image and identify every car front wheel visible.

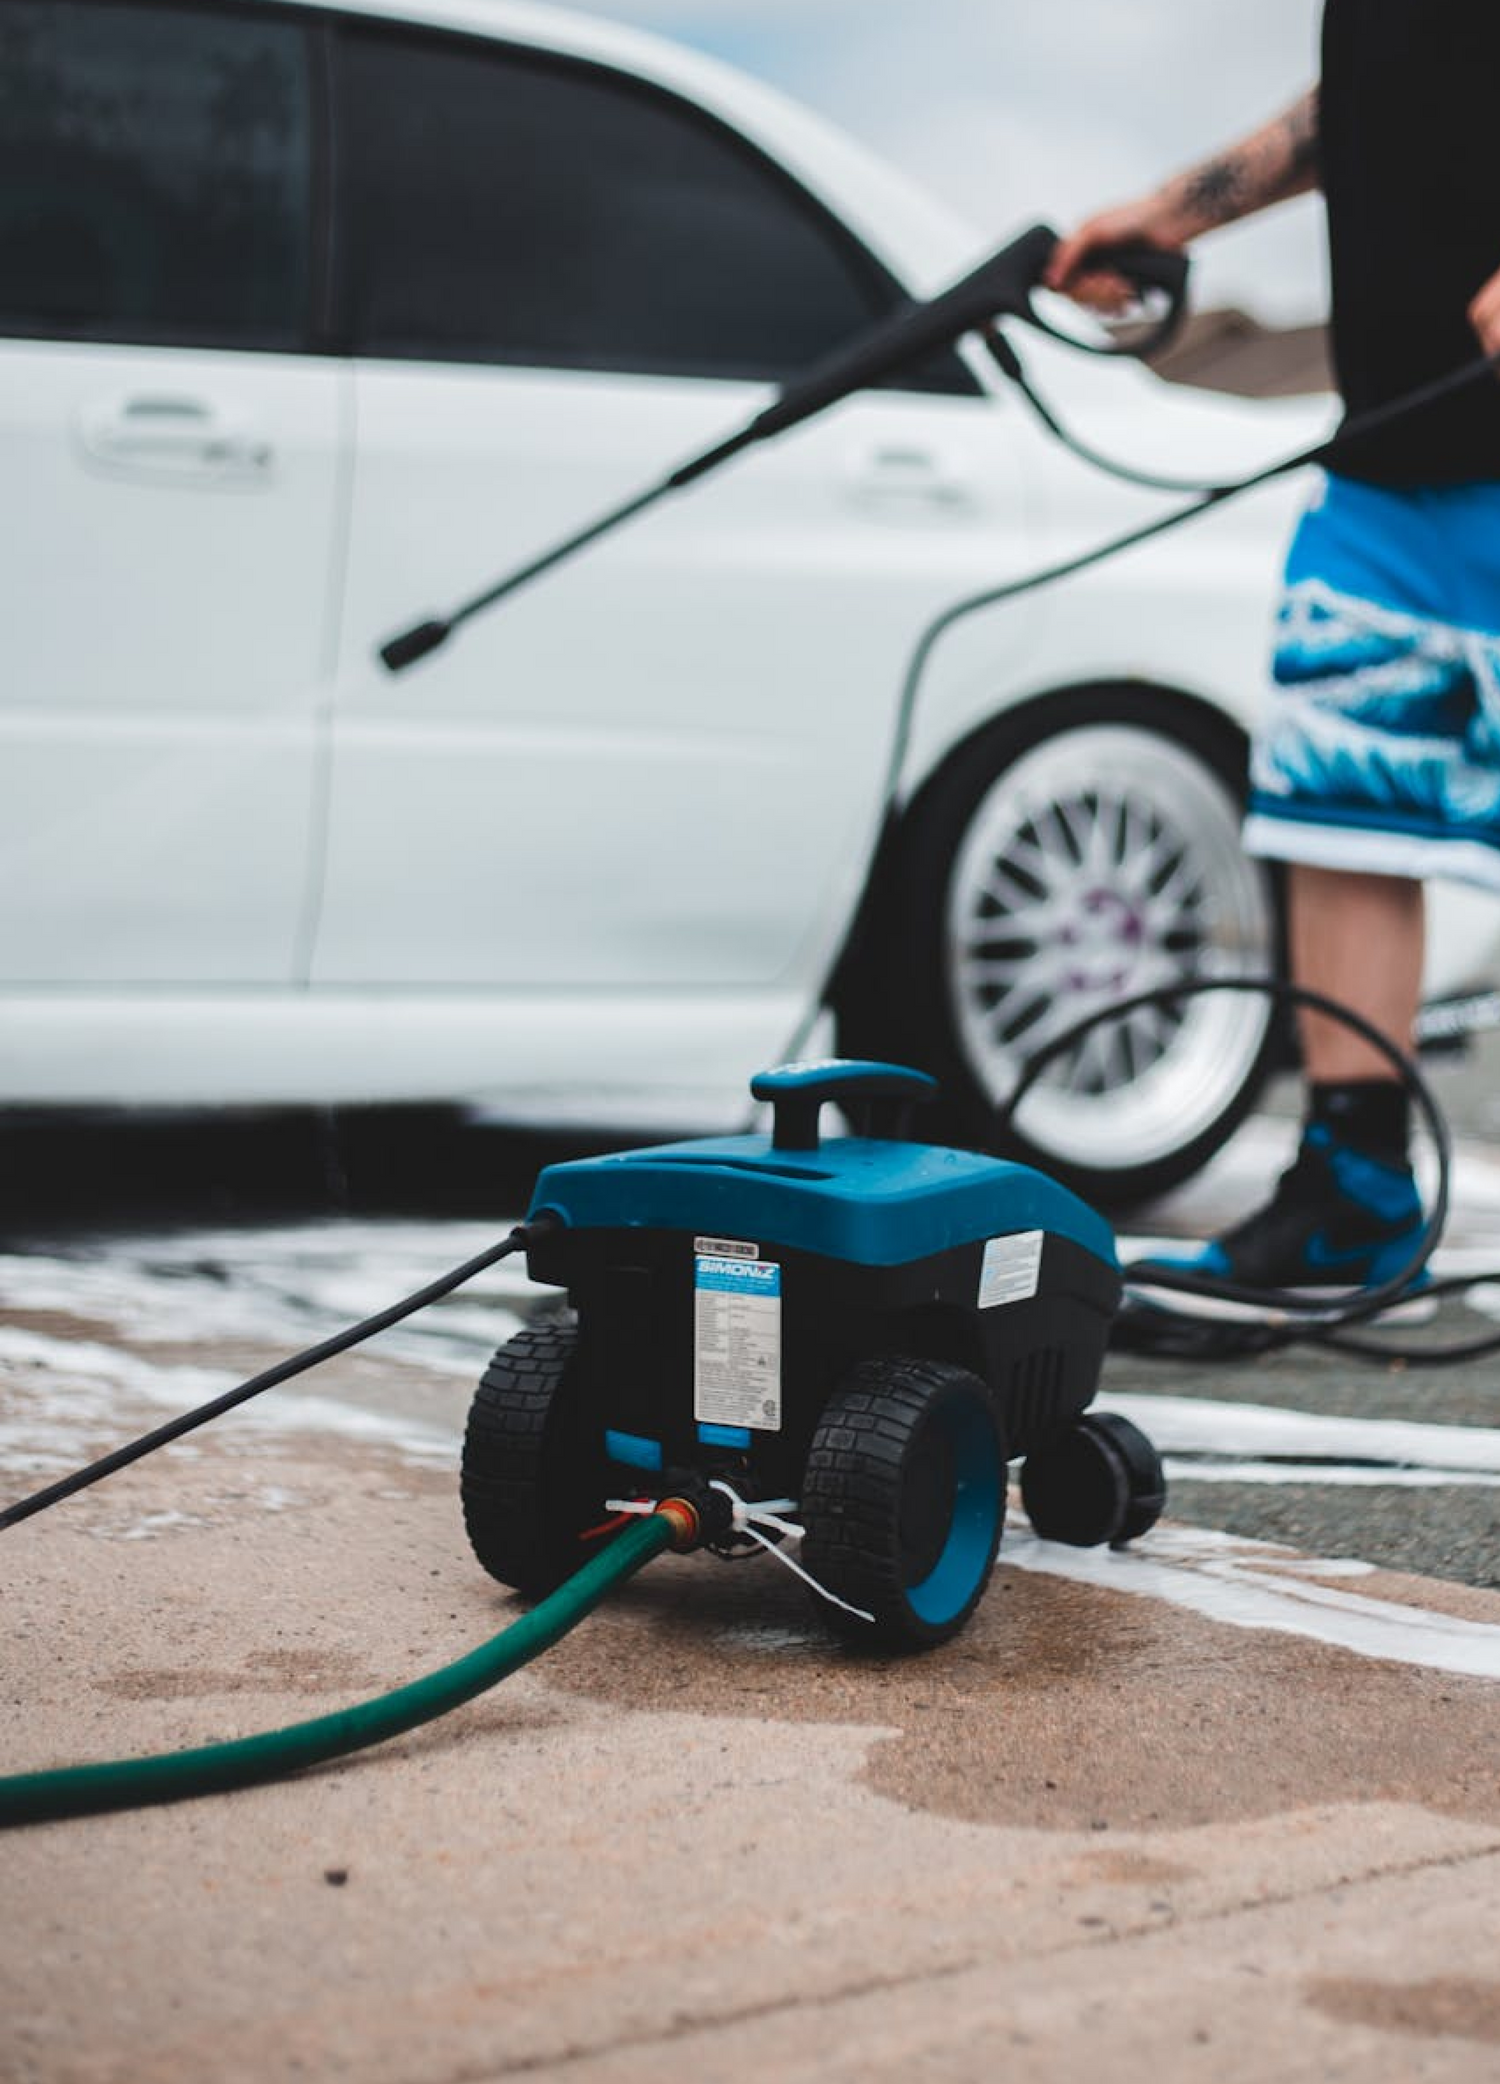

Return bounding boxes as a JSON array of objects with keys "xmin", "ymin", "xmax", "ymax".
[{"xmin": 837, "ymin": 688, "xmax": 1281, "ymax": 1207}]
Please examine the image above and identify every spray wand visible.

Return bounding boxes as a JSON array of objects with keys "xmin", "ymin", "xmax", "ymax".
[{"xmin": 377, "ymin": 222, "xmax": 1187, "ymax": 671}]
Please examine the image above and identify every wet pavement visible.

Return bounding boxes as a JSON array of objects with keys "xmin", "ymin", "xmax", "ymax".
[{"xmin": 2, "ymin": 1041, "xmax": 1499, "ymax": 2080}]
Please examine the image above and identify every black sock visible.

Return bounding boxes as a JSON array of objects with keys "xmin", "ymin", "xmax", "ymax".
[{"xmin": 1309, "ymin": 1079, "xmax": 1410, "ymax": 1164}]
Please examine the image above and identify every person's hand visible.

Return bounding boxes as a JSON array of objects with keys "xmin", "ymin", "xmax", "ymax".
[
  {"xmin": 1045, "ymin": 197, "xmax": 1190, "ymax": 314},
  {"xmin": 1468, "ymin": 263, "xmax": 1500, "ymax": 361}
]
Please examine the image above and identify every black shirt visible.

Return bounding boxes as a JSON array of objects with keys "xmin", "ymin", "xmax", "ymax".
[{"xmin": 1321, "ymin": 0, "xmax": 1500, "ymax": 483}]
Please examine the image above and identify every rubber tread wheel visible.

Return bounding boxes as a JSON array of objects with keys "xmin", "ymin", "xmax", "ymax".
[
  {"xmin": 461, "ymin": 1322, "xmax": 604, "ymax": 1597},
  {"xmin": 1021, "ymin": 1410, "xmax": 1166, "ymax": 1548},
  {"xmin": 800, "ymin": 1356, "xmax": 1005, "ymax": 1650}
]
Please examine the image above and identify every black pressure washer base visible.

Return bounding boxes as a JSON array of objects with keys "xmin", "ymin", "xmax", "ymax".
[{"xmin": 461, "ymin": 1060, "xmax": 1165, "ymax": 1651}]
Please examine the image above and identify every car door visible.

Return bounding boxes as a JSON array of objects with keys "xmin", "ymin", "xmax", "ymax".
[
  {"xmin": 312, "ymin": 18, "xmax": 1028, "ymax": 995},
  {"xmin": 0, "ymin": 0, "xmax": 342, "ymax": 989}
]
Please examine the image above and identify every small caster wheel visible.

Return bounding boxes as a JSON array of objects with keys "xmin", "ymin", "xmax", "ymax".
[
  {"xmin": 1020, "ymin": 1411, "xmax": 1165, "ymax": 1548},
  {"xmin": 461, "ymin": 1323, "xmax": 608, "ymax": 1597},
  {"xmin": 800, "ymin": 1355, "xmax": 1006, "ymax": 1650}
]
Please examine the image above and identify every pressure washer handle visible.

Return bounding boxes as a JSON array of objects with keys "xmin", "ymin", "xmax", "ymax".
[
  {"xmin": 742, "ymin": 221, "xmax": 1060, "ymax": 450},
  {"xmin": 1099, "ymin": 241, "xmax": 1191, "ymax": 307},
  {"xmin": 376, "ymin": 219, "xmax": 1186, "ymax": 671},
  {"xmin": 1025, "ymin": 239, "xmax": 1191, "ymax": 359},
  {"xmin": 751, "ymin": 1058, "xmax": 937, "ymax": 1150},
  {"xmin": 703, "ymin": 224, "xmax": 1186, "ymax": 464}
]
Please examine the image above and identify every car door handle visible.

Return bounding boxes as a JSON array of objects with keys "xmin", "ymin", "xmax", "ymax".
[
  {"xmin": 77, "ymin": 394, "xmax": 274, "ymax": 483},
  {"xmin": 844, "ymin": 442, "xmax": 975, "ymax": 509}
]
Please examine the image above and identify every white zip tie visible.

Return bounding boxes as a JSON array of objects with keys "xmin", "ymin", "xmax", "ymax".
[
  {"xmin": 603, "ymin": 1486, "xmax": 876, "ymax": 1624},
  {"xmin": 708, "ymin": 1481, "xmax": 800, "ymax": 1538},
  {"xmin": 730, "ymin": 1520, "xmax": 877, "ymax": 1624},
  {"xmin": 709, "ymin": 1479, "xmax": 876, "ymax": 1625}
]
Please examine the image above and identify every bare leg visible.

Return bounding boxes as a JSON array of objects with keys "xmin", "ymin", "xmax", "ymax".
[{"xmin": 1288, "ymin": 863, "xmax": 1425, "ymax": 1082}]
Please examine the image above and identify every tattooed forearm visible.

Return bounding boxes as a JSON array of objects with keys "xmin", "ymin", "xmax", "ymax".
[
  {"xmin": 1180, "ymin": 154, "xmax": 1255, "ymax": 227},
  {"xmin": 1046, "ymin": 85, "xmax": 1320, "ymax": 303},
  {"xmin": 1167, "ymin": 87, "xmax": 1320, "ymax": 237},
  {"xmin": 1286, "ymin": 89, "xmax": 1320, "ymax": 186}
]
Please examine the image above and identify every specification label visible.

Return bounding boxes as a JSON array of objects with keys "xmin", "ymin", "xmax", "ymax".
[
  {"xmin": 693, "ymin": 1256, "xmax": 782, "ymax": 1432},
  {"xmin": 977, "ymin": 1229, "xmax": 1044, "ymax": 1309}
]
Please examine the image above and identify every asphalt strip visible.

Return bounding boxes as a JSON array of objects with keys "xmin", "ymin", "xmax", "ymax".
[{"xmin": 1097, "ymin": 1387, "xmax": 1500, "ymax": 1484}]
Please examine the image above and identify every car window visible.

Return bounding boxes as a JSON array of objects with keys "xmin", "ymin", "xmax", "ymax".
[
  {"xmin": 337, "ymin": 22, "xmax": 976, "ymax": 394},
  {"xmin": 0, "ymin": 0, "xmax": 313, "ymax": 349}
]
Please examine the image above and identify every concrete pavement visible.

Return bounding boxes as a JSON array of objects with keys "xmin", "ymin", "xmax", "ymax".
[{"xmin": 4, "ymin": 1378, "xmax": 1500, "ymax": 2083}]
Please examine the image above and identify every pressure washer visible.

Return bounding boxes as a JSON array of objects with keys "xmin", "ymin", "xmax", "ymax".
[
  {"xmin": 6, "ymin": 222, "xmax": 1500, "ymax": 1826},
  {"xmin": 462, "ymin": 1057, "xmax": 1159, "ymax": 1644}
]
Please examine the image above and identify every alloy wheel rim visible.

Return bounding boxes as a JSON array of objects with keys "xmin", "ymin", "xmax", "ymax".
[{"xmin": 945, "ymin": 724, "xmax": 1275, "ymax": 1174}]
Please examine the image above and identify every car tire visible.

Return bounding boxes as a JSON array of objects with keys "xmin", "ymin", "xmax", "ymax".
[{"xmin": 836, "ymin": 686, "xmax": 1281, "ymax": 1208}]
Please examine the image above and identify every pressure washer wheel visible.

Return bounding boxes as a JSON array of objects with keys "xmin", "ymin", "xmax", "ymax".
[
  {"xmin": 799, "ymin": 1356, "xmax": 1006, "ymax": 1649},
  {"xmin": 461, "ymin": 1323, "xmax": 606, "ymax": 1598},
  {"xmin": 1019, "ymin": 1411, "xmax": 1165, "ymax": 1549}
]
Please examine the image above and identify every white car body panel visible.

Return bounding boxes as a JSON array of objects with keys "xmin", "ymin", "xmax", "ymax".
[
  {"xmin": 0, "ymin": 340, "xmax": 345, "ymax": 986},
  {"xmin": 319, "ymin": 369, "xmax": 1033, "ymax": 993}
]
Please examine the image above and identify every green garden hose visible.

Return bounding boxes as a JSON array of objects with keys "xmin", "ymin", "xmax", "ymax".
[{"xmin": 0, "ymin": 1513, "xmax": 673, "ymax": 1829}]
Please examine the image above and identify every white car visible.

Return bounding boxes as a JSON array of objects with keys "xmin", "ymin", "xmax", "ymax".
[{"xmin": 3, "ymin": 0, "xmax": 1496, "ymax": 1204}]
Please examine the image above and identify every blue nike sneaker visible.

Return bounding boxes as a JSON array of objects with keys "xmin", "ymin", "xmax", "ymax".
[{"xmin": 1131, "ymin": 1121, "xmax": 1426, "ymax": 1291}]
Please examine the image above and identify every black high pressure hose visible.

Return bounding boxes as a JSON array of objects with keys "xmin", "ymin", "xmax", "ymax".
[
  {"xmin": 994, "ymin": 976, "xmax": 1500, "ymax": 1365},
  {"xmin": 0, "ymin": 1224, "xmax": 544, "ymax": 1533}
]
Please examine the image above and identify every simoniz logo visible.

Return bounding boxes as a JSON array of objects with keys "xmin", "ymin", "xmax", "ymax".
[{"xmin": 698, "ymin": 1258, "xmax": 779, "ymax": 1284}]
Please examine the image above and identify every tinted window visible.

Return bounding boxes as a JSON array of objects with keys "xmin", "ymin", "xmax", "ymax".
[
  {"xmin": 339, "ymin": 25, "xmax": 969, "ymax": 390},
  {"xmin": 0, "ymin": 0, "xmax": 312, "ymax": 347}
]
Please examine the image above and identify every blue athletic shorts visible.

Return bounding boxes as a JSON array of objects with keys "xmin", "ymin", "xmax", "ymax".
[{"xmin": 1243, "ymin": 471, "xmax": 1500, "ymax": 891}]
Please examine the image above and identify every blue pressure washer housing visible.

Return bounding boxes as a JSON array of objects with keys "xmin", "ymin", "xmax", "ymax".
[{"xmin": 461, "ymin": 1061, "xmax": 1164, "ymax": 1649}]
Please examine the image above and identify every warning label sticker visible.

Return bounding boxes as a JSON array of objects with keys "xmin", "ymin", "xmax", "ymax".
[
  {"xmin": 693, "ymin": 1256, "xmax": 782, "ymax": 1432},
  {"xmin": 978, "ymin": 1230, "xmax": 1044, "ymax": 1309}
]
